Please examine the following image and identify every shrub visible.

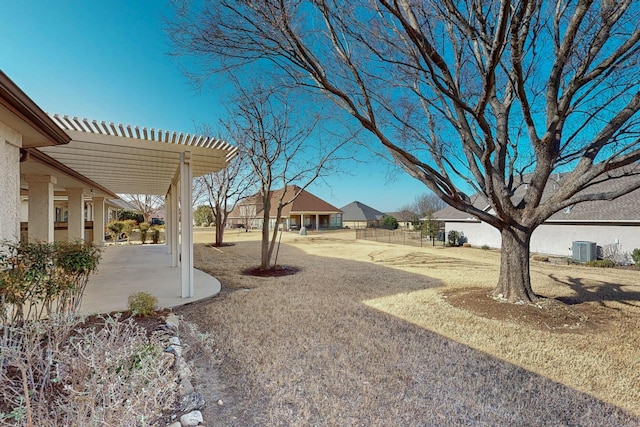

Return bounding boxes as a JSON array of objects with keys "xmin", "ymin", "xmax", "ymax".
[
  {"xmin": 585, "ymin": 259, "xmax": 616, "ymax": 268},
  {"xmin": 382, "ymin": 215, "xmax": 399, "ymax": 230},
  {"xmin": 462, "ymin": 242, "xmax": 471, "ymax": 248},
  {"xmin": 150, "ymin": 227, "xmax": 161, "ymax": 244},
  {"xmin": 128, "ymin": 292, "xmax": 158, "ymax": 316},
  {"xmin": 447, "ymin": 230, "xmax": 461, "ymax": 246},
  {"xmin": 106, "ymin": 220, "xmax": 124, "ymax": 241},
  {"xmin": 139, "ymin": 222, "xmax": 150, "ymax": 244},
  {"xmin": 118, "ymin": 209, "xmax": 145, "ymax": 224},
  {"xmin": 532, "ymin": 255, "xmax": 549, "ymax": 262},
  {"xmin": 481, "ymin": 244, "xmax": 490, "ymax": 250},
  {"xmin": 120, "ymin": 219, "xmax": 137, "ymax": 243},
  {"xmin": 0, "ymin": 241, "xmax": 102, "ymax": 426},
  {"xmin": 632, "ymin": 248, "xmax": 640, "ymax": 266},
  {"xmin": 0, "ymin": 240, "xmax": 101, "ymax": 324},
  {"xmin": 0, "ymin": 316, "xmax": 176, "ymax": 426}
]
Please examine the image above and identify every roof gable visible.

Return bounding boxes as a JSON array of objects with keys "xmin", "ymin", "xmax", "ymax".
[
  {"xmin": 230, "ymin": 186, "xmax": 342, "ymax": 219},
  {"xmin": 340, "ymin": 201, "xmax": 385, "ymax": 221}
]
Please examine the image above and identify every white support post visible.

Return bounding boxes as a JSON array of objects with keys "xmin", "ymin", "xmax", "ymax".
[
  {"xmin": 179, "ymin": 152, "xmax": 193, "ymax": 298},
  {"xmin": 170, "ymin": 182, "xmax": 179, "ymax": 268},
  {"xmin": 165, "ymin": 191, "xmax": 172, "ymax": 254},
  {"xmin": 67, "ymin": 188, "xmax": 85, "ymax": 242},
  {"xmin": 92, "ymin": 197, "xmax": 105, "ymax": 245},
  {"xmin": 315, "ymin": 214, "xmax": 320, "ymax": 231},
  {"xmin": 26, "ymin": 175, "xmax": 56, "ymax": 242}
]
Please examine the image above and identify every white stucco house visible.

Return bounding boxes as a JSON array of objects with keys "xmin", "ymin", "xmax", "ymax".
[
  {"xmin": 0, "ymin": 69, "xmax": 236, "ymax": 297},
  {"xmin": 432, "ymin": 172, "xmax": 640, "ymax": 259}
]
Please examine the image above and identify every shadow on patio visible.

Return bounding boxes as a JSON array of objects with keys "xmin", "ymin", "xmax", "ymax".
[{"xmin": 80, "ymin": 244, "xmax": 220, "ymax": 315}]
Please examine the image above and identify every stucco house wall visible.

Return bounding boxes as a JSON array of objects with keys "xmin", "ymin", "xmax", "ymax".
[
  {"xmin": 531, "ymin": 223, "xmax": 640, "ymax": 258},
  {"xmin": 0, "ymin": 121, "xmax": 21, "ymax": 242},
  {"xmin": 444, "ymin": 220, "xmax": 640, "ymax": 258}
]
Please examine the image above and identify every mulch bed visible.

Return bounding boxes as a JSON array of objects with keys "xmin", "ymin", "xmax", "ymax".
[
  {"xmin": 444, "ymin": 288, "xmax": 601, "ymax": 333},
  {"xmin": 242, "ymin": 266, "xmax": 300, "ymax": 277}
]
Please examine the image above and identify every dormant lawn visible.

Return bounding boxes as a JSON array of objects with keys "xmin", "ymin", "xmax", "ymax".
[{"xmin": 181, "ymin": 228, "xmax": 640, "ymax": 425}]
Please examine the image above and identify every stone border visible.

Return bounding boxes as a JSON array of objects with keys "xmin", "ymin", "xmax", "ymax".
[{"xmin": 157, "ymin": 313, "xmax": 206, "ymax": 427}]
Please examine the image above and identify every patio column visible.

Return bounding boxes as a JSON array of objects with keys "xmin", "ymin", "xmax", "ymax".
[
  {"xmin": 170, "ymin": 182, "xmax": 179, "ymax": 267},
  {"xmin": 67, "ymin": 188, "xmax": 85, "ymax": 242},
  {"xmin": 179, "ymin": 152, "xmax": 193, "ymax": 298},
  {"xmin": 316, "ymin": 214, "xmax": 319, "ymax": 231},
  {"xmin": 26, "ymin": 174, "xmax": 56, "ymax": 242},
  {"xmin": 165, "ymin": 191, "xmax": 171, "ymax": 254},
  {"xmin": 92, "ymin": 197, "xmax": 105, "ymax": 245}
]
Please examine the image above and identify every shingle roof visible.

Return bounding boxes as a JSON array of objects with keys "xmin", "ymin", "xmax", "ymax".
[
  {"xmin": 433, "ymin": 169, "xmax": 640, "ymax": 223},
  {"xmin": 229, "ymin": 186, "xmax": 342, "ymax": 219},
  {"xmin": 277, "ymin": 186, "xmax": 342, "ymax": 216},
  {"xmin": 340, "ymin": 201, "xmax": 385, "ymax": 221}
]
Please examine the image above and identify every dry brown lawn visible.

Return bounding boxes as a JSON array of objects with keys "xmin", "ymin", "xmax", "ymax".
[{"xmin": 179, "ymin": 228, "xmax": 640, "ymax": 426}]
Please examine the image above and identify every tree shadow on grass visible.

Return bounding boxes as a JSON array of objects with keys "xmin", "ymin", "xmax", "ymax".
[{"xmin": 548, "ymin": 274, "xmax": 640, "ymax": 308}]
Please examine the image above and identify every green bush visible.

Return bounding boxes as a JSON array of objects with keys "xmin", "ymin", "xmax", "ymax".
[
  {"xmin": 0, "ymin": 240, "xmax": 101, "ymax": 323},
  {"xmin": 448, "ymin": 230, "xmax": 461, "ymax": 246},
  {"xmin": 150, "ymin": 227, "xmax": 161, "ymax": 244},
  {"xmin": 481, "ymin": 244, "xmax": 490, "ymax": 250},
  {"xmin": 139, "ymin": 222, "xmax": 150, "ymax": 244},
  {"xmin": 106, "ymin": 220, "xmax": 124, "ymax": 241},
  {"xmin": 585, "ymin": 259, "xmax": 616, "ymax": 268},
  {"xmin": 631, "ymin": 248, "xmax": 640, "ymax": 266},
  {"xmin": 118, "ymin": 209, "xmax": 144, "ymax": 224},
  {"xmin": 382, "ymin": 215, "xmax": 399, "ymax": 230},
  {"xmin": 127, "ymin": 292, "xmax": 158, "ymax": 316}
]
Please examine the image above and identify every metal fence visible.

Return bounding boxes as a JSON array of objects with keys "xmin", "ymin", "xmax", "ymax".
[{"xmin": 355, "ymin": 228, "xmax": 444, "ymax": 248}]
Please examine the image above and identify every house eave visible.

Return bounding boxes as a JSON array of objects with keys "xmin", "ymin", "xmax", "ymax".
[{"xmin": 0, "ymin": 70, "xmax": 70, "ymax": 147}]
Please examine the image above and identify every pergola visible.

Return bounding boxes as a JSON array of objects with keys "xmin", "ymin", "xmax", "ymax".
[{"xmin": 35, "ymin": 114, "xmax": 237, "ymax": 298}]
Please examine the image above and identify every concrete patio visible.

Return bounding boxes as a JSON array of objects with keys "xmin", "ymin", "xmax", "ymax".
[{"xmin": 80, "ymin": 243, "xmax": 220, "ymax": 315}]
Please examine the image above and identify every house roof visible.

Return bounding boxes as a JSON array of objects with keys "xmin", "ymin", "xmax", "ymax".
[
  {"xmin": 282, "ymin": 186, "xmax": 342, "ymax": 215},
  {"xmin": 432, "ymin": 169, "xmax": 640, "ymax": 223},
  {"xmin": 230, "ymin": 186, "xmax": 342, "ymax": 219},
  {"xmin": 340, "ymin": 201, "xmax": 385, "ymax": 221}
]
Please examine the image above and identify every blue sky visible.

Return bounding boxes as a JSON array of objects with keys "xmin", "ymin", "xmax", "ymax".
[{"xmin": 0, "ymin": 1, "xmax": 430, "ymax": 212}]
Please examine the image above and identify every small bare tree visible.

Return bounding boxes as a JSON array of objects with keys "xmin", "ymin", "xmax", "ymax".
[
  {"xmin": 414, "ymin": 193, "xmax": 447, "ymax": 217},
  {"xmin": 198, "ymin": 155, "xmax": 255, "ymax": 246},
  {"xmin": 223, "ymin": 84, "xmax": 347, "ymax": 270}
]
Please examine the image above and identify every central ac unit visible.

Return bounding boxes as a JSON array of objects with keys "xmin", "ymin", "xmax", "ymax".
[{"xmin": 572, "ymin": 241, "xmax": 597, "ymax": 262}]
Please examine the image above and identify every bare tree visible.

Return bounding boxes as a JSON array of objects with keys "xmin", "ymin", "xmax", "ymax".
[
  {"xmin": 191, "ymin": 178, "xmax": 209, "ymax": 208},
  {"xmin": 414, "ymin": 193, "xmax": 447, "ymax": 217},
  {"xmin": 170, "ymin": 0, "xmax": 640, "ymax": 303},
  {"xmin": 222, "ymin": 84, "xmax": 346, "ymax": 270},
  {"xmin": 118, "ymin": 194, "xmax": 164, "ymax": 223},
  {"xmin": 198, "ymin": 155, "xmax": 256, "ymax": 246}
]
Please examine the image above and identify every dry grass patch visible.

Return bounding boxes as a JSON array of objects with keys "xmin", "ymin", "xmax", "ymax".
[
  {"xmin": 179, "ymin": 229, "xmax": 639, "ymax": 425},
  {"xmin": 362, "ymin": 241, "xmax": 640, "ymax": 417}
]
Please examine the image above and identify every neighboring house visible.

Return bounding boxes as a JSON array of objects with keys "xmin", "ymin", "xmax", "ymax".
[
  {"xmin": 432, "ymin": 172, "xmax": 640, "ymax": 258},
  {"xmin": 386, "ymin": 209, "xmax": 419, "ymax": 229},
  {"xmin": 341, "ymin": 201, "xmax": 385, "ymax": 229},
  {"xmin": 228, "ymin": 186, "xmax": 343, "ymax": 231},
  {"xmin": 1, "ymin": 69, "xmax": 235, "ymax": 297}
]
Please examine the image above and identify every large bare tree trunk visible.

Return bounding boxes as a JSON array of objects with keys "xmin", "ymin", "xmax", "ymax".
[{"xmin": 492, "ymin": 227, "xmax": 538, "ymax": 303}]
